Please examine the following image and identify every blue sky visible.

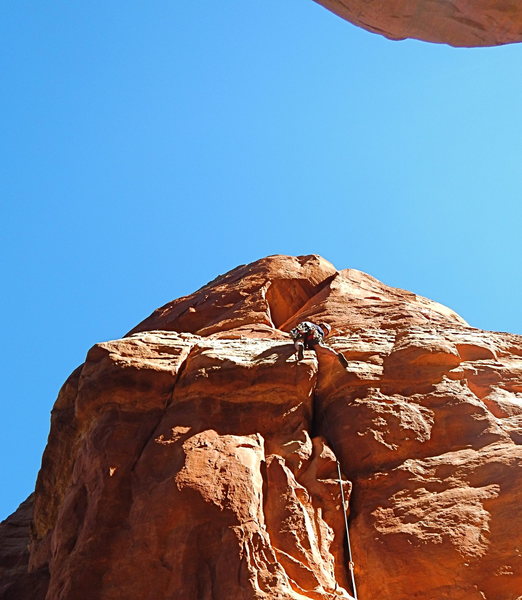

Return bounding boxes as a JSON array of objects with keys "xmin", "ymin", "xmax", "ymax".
[{"xmin": 1, "ymin": 1, "xmax": 521, "ymax": 519}]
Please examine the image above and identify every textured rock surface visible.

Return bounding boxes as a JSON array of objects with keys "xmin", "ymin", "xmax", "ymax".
[
  {"xmin": 2, "ymin": 254, "xmax": 522, "ymax": 599},
  {"xmin": 312, "ymin": 0, "xmax": 522, "ymax": 47},
  {"xmin": 0, "ymin": 496, "xmax": 48, "ymax": 600}
]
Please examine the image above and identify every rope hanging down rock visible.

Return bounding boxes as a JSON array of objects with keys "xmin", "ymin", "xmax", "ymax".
[{"xmin": 336, "ymin": 460, "xmax": 358, "ymax": 600}]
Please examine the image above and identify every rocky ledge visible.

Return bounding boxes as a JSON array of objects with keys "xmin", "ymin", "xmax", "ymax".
[{"xmin": 313, "ymin": 0, "xmax": 522, "ymax": 47}]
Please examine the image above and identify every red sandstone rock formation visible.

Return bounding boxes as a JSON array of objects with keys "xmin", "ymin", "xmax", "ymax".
[
  {"xmin": 312, "ymin": 0, "xmax": 522, "ymax": 47},
  {"xmin": 2, "ymin": 255, "xmax": 521, "ymax": 599}
]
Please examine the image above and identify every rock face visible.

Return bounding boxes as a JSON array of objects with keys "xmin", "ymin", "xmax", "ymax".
[
  {"xmin": 312, "ymin": 0, "xmax": 522, "ymax": 47},
  {"xmin": 2, "ymin": 254, "xmax": 522, "ymax": 600},
  {"xmin": 0, "ymin": 496, "xmax": 49, "ymax": 600}
]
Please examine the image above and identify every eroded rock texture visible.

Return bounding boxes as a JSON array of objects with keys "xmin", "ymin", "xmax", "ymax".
[
  {"xmin": 312, "ymin": 0, "xmax": 522, "ymax": 46},
  {"xmin": 2, "ymin": 255, "xmax": 522, "ymax": 600}
]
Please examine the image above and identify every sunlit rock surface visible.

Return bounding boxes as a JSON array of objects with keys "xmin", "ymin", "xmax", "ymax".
[
  {"xmin": 2, "ymin": 255, "xmax": 521, "ymax": 599},
  {"xmin": 312, "ymin": 0, "xmax": 522, "ymax": 47}
]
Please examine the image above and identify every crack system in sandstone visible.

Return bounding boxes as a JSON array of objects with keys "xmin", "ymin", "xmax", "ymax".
[{"xmin": 264, "ymin": 273, "xmax": 337, "ymax": 330}]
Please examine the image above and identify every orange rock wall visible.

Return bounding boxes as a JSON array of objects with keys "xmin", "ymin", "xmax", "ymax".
[{"xmin": 2, "ymin": 255, "xmax": 522, "ymax": 600}]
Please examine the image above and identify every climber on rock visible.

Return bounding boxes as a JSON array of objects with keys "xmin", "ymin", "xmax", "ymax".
[{"xmin": 289, "ymin": 321, "xmax": 349, "ymax": 368}]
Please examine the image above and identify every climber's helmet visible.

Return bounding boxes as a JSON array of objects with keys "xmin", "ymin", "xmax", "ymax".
[{"xmin": 320, "ymin": 323, "xmax": 332, "ymax": 336}]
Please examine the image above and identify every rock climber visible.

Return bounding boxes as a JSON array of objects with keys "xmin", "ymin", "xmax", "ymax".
[{"xmin": 289, "ymin": 321, "xmax": 349, "ymax": 368}]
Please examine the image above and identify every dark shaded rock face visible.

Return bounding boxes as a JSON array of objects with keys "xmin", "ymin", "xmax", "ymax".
[
  {"xmin": 313, "ymin": 0, "xmax": 522, "ymax": 47},
  {"xmin": 2, "ymin": 255, "xmax": 522, "ymax": 599},
  {"xmin": 0, "ymin": 495, "xmax": 48, "ymax": 600}
]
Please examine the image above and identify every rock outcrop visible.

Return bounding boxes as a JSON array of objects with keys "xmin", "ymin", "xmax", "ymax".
[
  {"xmin": 2, "ymin": 255, "xmax": 521, "ymax": 600},
  {"xmin": 312, "ymin": 0, "xmax": 522, "ymax": 47}
]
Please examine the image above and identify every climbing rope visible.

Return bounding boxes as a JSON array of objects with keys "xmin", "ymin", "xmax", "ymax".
[{"xmin": 336, "ymin": 460, "xmax": 358, "ymax": 600}]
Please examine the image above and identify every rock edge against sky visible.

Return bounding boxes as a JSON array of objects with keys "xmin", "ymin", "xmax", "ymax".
[{"xmin": 313, "ymin": 0, "xmax": 522, "ymax": 46}]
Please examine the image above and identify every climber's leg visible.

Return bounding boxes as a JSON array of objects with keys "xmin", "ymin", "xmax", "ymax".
[
  {"xmin": 316, "ymin": 341, "xmax": 349, "ymax": 368},
  {"xmin": 294, "ymin": 339, "xmax": 305, "ymax": 361}
]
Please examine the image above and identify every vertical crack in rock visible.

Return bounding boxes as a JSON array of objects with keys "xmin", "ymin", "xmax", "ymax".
[
  {"xmin": 310, "ymin": 353, "xmax": 358, "ymax": 597},
  {"xmin": 130, "ymin": 345, "xmax": 195, "ymax": 473}
]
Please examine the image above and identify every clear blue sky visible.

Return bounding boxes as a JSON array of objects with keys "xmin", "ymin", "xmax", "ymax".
[{"xmin": 1, "ymin": 1, "xmax": 521, "ymax": 520}]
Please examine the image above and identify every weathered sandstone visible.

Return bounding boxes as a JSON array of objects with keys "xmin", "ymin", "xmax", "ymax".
[
  {"xmin": 312, "ymin": 0, "xmax": 522, "ymax": 47},
  {"xmin": 1, "ymin": 254, "xmax": 521, "ymax": 600},
  {"xmin": 0, "ymin": 496, "xmax": 49, "ymax": 600}
]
